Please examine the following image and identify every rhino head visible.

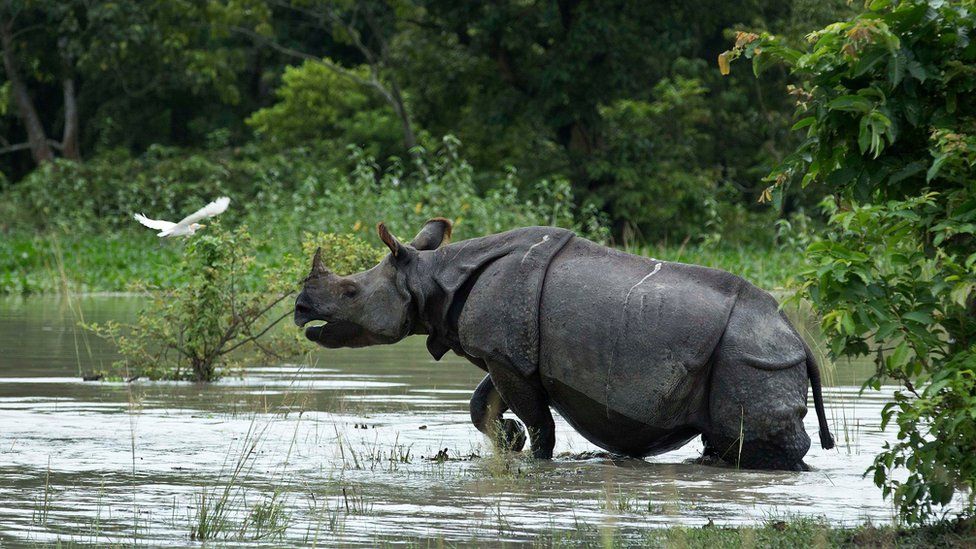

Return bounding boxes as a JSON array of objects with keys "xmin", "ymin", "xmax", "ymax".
[{"xmin": 293, "ymin": 218, "xmax": 452, "ymax": 348}]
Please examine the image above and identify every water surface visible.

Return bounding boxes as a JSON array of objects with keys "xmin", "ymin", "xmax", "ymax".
[{"xmin": 0, "ymin": 296, "xmax": 902, "ymax": 546}]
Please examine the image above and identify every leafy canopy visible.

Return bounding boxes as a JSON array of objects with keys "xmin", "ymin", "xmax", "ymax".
[
  {"xmin": 246, "ymin": 59, "xmax": 401, "ymax": 158},
  {"xmin": 726, "ymin": 0, "xmax": 976, "ymax": 524}
]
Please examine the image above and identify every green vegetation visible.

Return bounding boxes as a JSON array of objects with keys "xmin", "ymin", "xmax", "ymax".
[
  {"xmin": 0, "ymin": 0, "xmax": 857, "ymax": 243},
  {"xmin": 0, "ymin": 230, "xmax": 803, "ymax": 297},
  {"xmin": 727, "ymin": 0, "xmax": 976, "ymax": 525},
  {"xmin": 0, "ymin": 139, "xmax": 605, "ymax": 293},
  {"xmin": 536, "ymin": 517, "xmax": 976, "ymax": 548},
  {"xmin": 246, "ymin": 60, "xmax": 402, "ymax": 159},
  {"xmin": 84, "ymin": 224, "xmax": 297, "ymax": 381},
  {"xmin": 81, "ymin": 226, "xmax": 394, "ymax": 381}
]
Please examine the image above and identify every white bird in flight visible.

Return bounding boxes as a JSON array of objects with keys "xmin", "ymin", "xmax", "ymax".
[{"xmin": 134, "ymin": 197, "xmax": 230, "ymax": 237}]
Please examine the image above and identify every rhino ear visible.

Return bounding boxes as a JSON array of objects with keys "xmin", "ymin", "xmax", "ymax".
[
  {"xmin": 376, "ymin": 222, "xmax": 416, "ymax": 262},
  {"xmin": 410, "ymin": 217, "xmax": 453, "ymax": 251}
]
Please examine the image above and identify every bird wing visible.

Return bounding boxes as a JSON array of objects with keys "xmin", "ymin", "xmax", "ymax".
[
  {"xmin": 134, "ymin": 213, "xmax": 176, "ymax": 231},
  {"xmin": 175, "ymin": 196, "xmax": 231, "ymax": 227}
]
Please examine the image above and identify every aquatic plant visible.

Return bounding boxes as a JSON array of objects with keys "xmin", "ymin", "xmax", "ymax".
[
  {"xmin": 81, "ymin": 219, "xmax": 390, "ymax": 381},
  {"xmin": 84, "ymin": 224, "xmax": 300, "ymax": 381}
]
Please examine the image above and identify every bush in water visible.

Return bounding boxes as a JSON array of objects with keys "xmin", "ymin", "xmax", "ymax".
[{"xmin": 84, "ymin": 224, "xmax": 385, "ymax": 381}]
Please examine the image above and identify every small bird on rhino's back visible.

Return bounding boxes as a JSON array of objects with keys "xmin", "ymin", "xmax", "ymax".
[{"xmin": 133, "ymin": 197, "xmax": 230, "ymax": 237}]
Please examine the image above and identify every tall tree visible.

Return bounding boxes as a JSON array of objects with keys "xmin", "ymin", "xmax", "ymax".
[
  {"xmin": 0, "ymin": 1, "xmax": 248, "ymax": 171},
  {"xmin": 727, "ymin": 0, "xmax": 976, "ymax": 523},
  {"xmin": 0, "ymin": 5, "xmax": 56, "ymax": 164},
  {"xmin": 407, "ymin": 0, "xmax": 840, "ymax": 236},
  {"xmin": 226, "ymin": 0, "xmax": 423, "ymax": 154}
]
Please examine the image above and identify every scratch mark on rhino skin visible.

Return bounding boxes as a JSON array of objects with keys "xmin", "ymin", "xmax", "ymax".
[
  {"xmin": 520, "ymin": 234, "xmax": 550, "ymax": 265},
  {"xmin": 449, "ymin": 241, "xmax": 470, "ymax": 261},
  {"xmin": 636, "ymin": 263, "xmax": 663, "ymax": 290},
  {"xmin": 605, "ymin": 262, "xmax": 664, "ymax": 417}
]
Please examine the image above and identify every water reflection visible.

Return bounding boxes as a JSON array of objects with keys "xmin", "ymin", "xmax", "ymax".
[{"xmin": 0, "ymin": 296, "xmax": 907, "ymax": 545}]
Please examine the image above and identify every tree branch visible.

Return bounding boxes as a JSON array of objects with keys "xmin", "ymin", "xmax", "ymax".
[
  {"xmin": 0, "ymin": 139, "xmax": 63, "ymax": 156},
  {"xmin": 220, "ymin": 309, "xmax": 292, "ymax": 356},
  {"xmin": 0, "ymin": 142, "xmax": 33, "ymax": 155},
  {"xmin": 230, "ymin": 25, "xmax": 376, "ymax": 91}
]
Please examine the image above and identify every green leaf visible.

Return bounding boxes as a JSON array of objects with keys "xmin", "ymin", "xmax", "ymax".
[
  {"xmin": 855, "ymin": 48, "xmax": 890, "ymax": 77},
  {"xmin": 926, "ymin": 154, "xmax": 947, "ymax": 182},
  {"xmin": 902, "ymin": 311, "xmax": 932, "ymax": 324},
  {"xmin": 791, "ymin": 117, "xmax": 816, "ymax": 131},
  {"xmin": 828, "ymin": 95, "xmax": 874, "ymax": 113},
  {"xmin": 926, "ymin": 378, "xmax": 949, "ymax": 395},
  {"xmin": 869, "ymin": 0, "xmax": 891, "ymax": 11},
  {"xmin": 859, "ymin": 117, "xmax": 872, "ymax": 154},
  {"xmin": 950, "ymin": 282, "xmax": 974, "ymax": 307},
  {"xmin": 841, "ymin": 310, "xmax": 857, "ymax": 335},
  {"xmin": 889, "ymin": 161, "xmax": 926, "ymax": 185},
  {"xmin": 905, "ymin": 59, "xmax": 927, "ymax": 82},
  {"xmin": 889, "ymin": 341, "xmax": 911, "ymax": 368}
]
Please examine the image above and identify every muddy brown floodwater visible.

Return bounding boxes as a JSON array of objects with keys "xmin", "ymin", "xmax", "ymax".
[{"xmin": 0, "ymin": 296, "xmax": 908, "ymax": 546}]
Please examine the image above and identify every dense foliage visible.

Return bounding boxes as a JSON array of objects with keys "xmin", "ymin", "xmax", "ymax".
[
  {"xmin": 0, "ymin": 138, "xmax": 607, "ymax": 293},
  {"xmin": 245, "ymin": 60, "xmax": 402, "ymax": 159},
  {"xmin": 0, "ymin": 136, "xmax": 602, "ymax": 234},
  {"xmin": 85, "ymin": 224, "xmax": 295, "ymax": 381},
  {"xmin": 1, "ymin": 0, "xmax": 855, "ymax": 242},
  {"xmin": 727, "ymin": 0, "xmax": 976, "ymax": 524}
]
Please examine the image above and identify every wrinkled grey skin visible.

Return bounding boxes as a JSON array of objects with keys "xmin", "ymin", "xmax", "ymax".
[{"xmin": 295, "ymin": 219, "xmax": 835, "ymax": 470}]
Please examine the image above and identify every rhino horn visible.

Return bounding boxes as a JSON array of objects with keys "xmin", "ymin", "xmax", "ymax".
[{"xmin": 310, "ymin": 247, "xmax": 329, "ymax": 275}]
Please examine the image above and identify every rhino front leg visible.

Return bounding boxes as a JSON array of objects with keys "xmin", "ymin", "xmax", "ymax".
[
  {"xmin": 470, "ymin": 374, "xmax": 526, "ymax": 452},
  {"xmin": 485, "ymin": 362, "xmax": 555, "ymax": 459}
]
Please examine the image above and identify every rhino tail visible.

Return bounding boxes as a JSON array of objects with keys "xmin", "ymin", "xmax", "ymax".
[{"xmin": 802, "ymin": 337, "xmax": 835, "ymax": 450}]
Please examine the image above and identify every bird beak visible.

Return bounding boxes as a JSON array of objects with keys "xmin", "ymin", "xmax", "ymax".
[{"xmin": 197, "ymin": 224, "xmax": 206, "ymax": 229}]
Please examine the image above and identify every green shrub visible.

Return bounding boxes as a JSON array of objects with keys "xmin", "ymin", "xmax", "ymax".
[
  {"xmin": 0, "ymin": 136, "xmax": 605, "ymax": 239},
  {"xmin": 0, "ymin": 136, "xmax": 609, "ymax": 296},
  {"xmin": 588, "ymin": 76, "xmax": 718, "ymax": 242},
  {"xmin": 4, "ymin": 147, "xmax": 232, "ymax": 232},
  {"xmin": 86, "ymin": 224, "xmax": 295, "ymax": 381},
  {"xmin": 727, "ymin": 0, "xmax": 976, "ymax": 524},
  {"xmin": 246, "ymin": 60, "xmax": 402, "ymax": 159},
  {"xmin": 263, "ymin": 136, "xmax": 609, "ymax": 243},
  {"xmin": 297, "ymin": 232, "xmax": 386, "ymax": 276},
  {"xmin": 83, "ymin": 223, "xmax": 394, "ymax": 381}
]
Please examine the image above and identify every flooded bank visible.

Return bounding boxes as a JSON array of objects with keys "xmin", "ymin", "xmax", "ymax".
[{"xmin": 0, "ymin": 296, "xmax": 903, "ymax": 546}]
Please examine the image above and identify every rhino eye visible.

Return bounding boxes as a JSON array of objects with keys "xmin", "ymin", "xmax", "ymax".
[{"xmin": 340, "ymin": 282, "xmax": 359, "ymax": 298}]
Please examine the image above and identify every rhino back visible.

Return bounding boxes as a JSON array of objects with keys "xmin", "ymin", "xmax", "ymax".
[{"xmin": 539, "ymin": 237, "xmax": 743, "ymax": 440}]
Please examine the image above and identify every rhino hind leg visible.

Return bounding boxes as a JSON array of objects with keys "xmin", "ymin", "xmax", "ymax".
[{"xmin": 704, "ymin": 354, "xmax": 812, "ymax": 471}]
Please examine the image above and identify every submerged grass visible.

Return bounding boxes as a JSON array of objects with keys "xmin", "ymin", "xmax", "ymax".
[
  {"xmin": 20, "ymin": 374, "xmax": 971, "ymax": 547},
  {"xmin": 531, "ymin": 516, "xmax": 976, "ymax": 548}
]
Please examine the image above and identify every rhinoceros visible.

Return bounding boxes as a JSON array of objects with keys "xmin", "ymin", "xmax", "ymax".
[{"xmin": 294, "ymin": 219, "xmax": 835, "ymax": 470}]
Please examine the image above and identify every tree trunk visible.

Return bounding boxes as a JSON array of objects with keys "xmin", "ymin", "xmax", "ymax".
[
  {"xmin": 0, "ymin": 21, "xmax": 54, "ymax": 164},
  {"xmin": 61, "ymin": 76, "xmax": 80, "ymax": 160},
  {"xmin": 388, "ymin": 79, "xmax": 418, "ymax": 152},
  {"xmin": 59, "ymin": 37, "xmax": 80, "ymax": 161}
]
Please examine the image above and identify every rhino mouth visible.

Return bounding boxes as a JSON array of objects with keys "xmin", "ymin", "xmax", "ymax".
[{"xmin": 301, "ymin": 319, "xmax": 396, "ymax": 348}]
